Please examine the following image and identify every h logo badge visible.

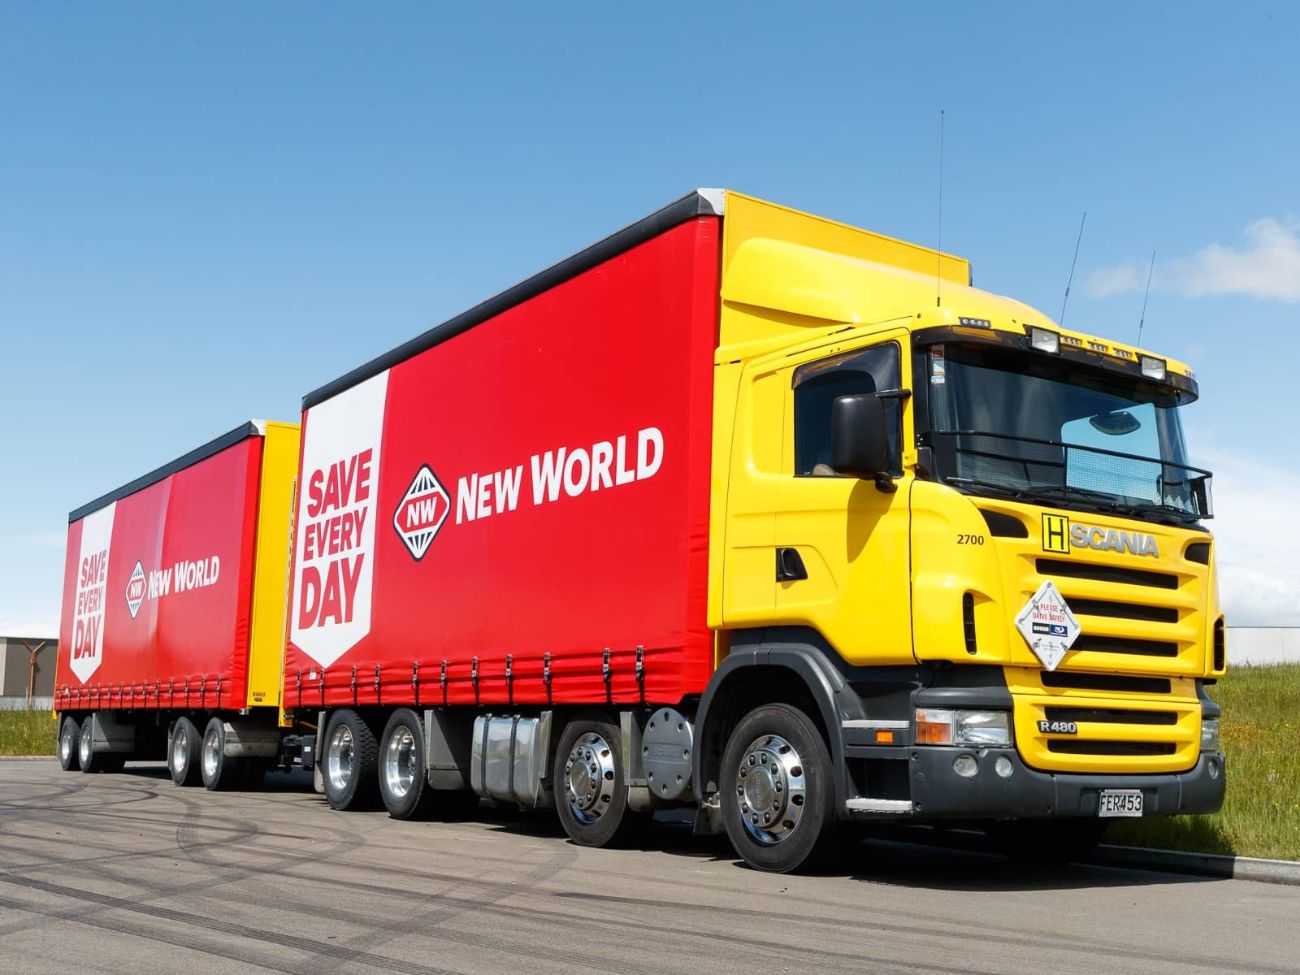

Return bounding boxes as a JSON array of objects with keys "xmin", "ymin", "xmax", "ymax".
[{"xmin": 1041, "ymin": 514, "xmax": 1070, "ymax": 554}]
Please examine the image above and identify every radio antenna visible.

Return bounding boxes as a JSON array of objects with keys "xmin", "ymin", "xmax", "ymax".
[
  {"xmin": 1059, "ymin": 211, "xmax": 1087, "ymax": 327},
  {"xmin": 1137, "ymin": 249, "xmax": 1156, "ymax": 345},
  {"xmin": 936, "ymin": 109, "xmax": 944, "ymax": 308}
]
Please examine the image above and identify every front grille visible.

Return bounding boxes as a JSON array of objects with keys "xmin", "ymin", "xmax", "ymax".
[
  {"xmin": 1047, "ymin": 740, "xmax": 1177, "ymax": 757},
  {"xmin": 1068, "ymin": 597, "xmax": 1179, "ymax": 624},
  {"xmin": 1037, "ymin": 558, "xmax": 1178, "ymax": 590},
  {"xmin": 1071, "ymin": 635, "xmax": 1179, "ymax": 658},
  {"xmin": 1040, "ymin": 671, "xmax": 1171, "ymax": 694},
  {"xmin": 1044, "ymin": 706, "xmax": 1177, "ymax": 726}
]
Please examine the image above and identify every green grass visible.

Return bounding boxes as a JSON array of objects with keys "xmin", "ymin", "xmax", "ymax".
[
  {"xmin": 1107, "ymin": 663, "xmax": 1300, "ymax": 861},
  {"xmin": 0, "ymin": 709, "xmax": 58, "ymax": 757}
]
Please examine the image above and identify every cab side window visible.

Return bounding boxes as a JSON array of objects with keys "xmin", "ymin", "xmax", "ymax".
[{"xmin": 793, "ymin": 343, "xmax": 902, "ymax": 476}]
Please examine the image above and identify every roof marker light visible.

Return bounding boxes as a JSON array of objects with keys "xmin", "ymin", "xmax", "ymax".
[{"xmin": 1030, "ymin": 327, "xmax": 1060, "ymax": 354}]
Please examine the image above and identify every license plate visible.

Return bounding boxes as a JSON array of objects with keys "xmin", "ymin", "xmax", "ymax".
[{"xmin": 1098, "ymin": 789, "xmax": 1144, "ymax": 818}]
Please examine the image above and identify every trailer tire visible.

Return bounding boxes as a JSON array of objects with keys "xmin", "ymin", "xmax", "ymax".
[
  {"xmin": 58, "ymin": 716, "xmax": 81, "ymax": 772},
  {"xmin": 554, "ymin": 715, "xmax": 637, "ymax": 848},
  {"xmin": 201, "ymin": 717, "xmax": 240, "ymax": 791},
  {"xmin": 322, "ymin": 709, "xmax": 380, "ymax": 811},
  {"xmin": 78, "ymin": 714, "xmax": 103, "ymax": 773},
  {"xmin": 169, "ymin": 717, "xmax": 202, "ymax": 787},
  {"xmin": 379, "ymin": 709, "xmax": 433, "ymax": 820},
  {"xmin": 720, "ymin": 703, "xmax": 834, "ymax": 873},
  {"xmin": 984, "ymin": 818, "xmax": 1109, "ymax": 865}
]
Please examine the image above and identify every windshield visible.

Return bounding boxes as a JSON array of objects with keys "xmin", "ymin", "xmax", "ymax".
[{"xmin": 925, "ymin": 343, "xmax": 1212, "ymax": 524}]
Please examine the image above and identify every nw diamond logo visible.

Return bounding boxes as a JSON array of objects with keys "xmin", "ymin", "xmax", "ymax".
[
  {"xmin": 125, "ymin": 560, "xmax": 146, "ymax": 619},
  {"xmin": 393, "ymin": 465, "xmax": 451, "ymax": 561}
]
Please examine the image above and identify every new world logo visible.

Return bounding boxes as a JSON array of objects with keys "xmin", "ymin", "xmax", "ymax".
[
  {"xmin": 393, "ymin": 465, "xmax": 451, "ymax": 561},
  {"xmin": 125, "ymin": 560, "xmax": 146, "ymax": 619}
]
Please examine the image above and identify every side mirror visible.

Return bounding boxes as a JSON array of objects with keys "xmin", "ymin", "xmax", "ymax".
[{"xmin": 831, "ymin": 393, "xmax": 890, "ymax": 481}]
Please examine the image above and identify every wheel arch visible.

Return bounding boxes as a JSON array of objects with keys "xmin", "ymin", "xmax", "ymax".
[{"xmin": 693, "ymin": 630, "xmax": 848, "ymax": 812}]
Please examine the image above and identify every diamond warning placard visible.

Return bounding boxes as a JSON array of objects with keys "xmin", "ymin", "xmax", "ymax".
[{"xmin": 1015, "ymin": 579, "xmax": 1080, "ymax": 671}]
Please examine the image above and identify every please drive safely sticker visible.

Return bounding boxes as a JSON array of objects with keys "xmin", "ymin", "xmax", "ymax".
[{"xmin": 1015, "ymin": 580, "xmax": 1081, "ymax": 671}]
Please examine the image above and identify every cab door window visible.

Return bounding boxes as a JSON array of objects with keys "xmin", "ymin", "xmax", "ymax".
[{"xmin": 793, "ymin": 343, "xmax": 902, "ymax": 476}]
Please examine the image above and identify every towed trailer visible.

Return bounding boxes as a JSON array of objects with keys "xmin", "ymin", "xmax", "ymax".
[{"xmin": 54, "ymin": 420, "xmax": 306, "ymax": 788}]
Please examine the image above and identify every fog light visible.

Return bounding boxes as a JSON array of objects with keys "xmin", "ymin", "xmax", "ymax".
[
  {"xmin": 1208, "ymin": 757, "xmax": 1221, "ymax": 780},
  {"xmin": 1030, "ymin": 326, "xmax": 1060, "ymax": 354},
  {"xmin": 994, "ymin": 755, "xmax": 1014, "ymax": 778},
  {"xmin": 953, "ymin": 754, "xmax": 979, "ymax": 778}
]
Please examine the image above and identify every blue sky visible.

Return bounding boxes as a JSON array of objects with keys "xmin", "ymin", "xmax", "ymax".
[{"xmin": 3, "ymin": 3, "xmax": 1297, "ymax": 632}]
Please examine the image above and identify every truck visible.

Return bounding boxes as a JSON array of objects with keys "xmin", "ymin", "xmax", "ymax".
[
  {"xmin": 55, "ymin": 420, "xmax": 302, "ymax": 788},
  {"xmin": 57, "ymin": 190, "xmax": 1225, "ymax": 873}
]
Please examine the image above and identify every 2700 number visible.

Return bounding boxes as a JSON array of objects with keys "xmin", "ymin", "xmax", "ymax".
[{"xmin": 956, "ymin": 534, "xmax": 986, "ymax": 545}]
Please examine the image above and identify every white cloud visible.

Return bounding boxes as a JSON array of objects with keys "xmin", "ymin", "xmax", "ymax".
[
  {"xmin": 1200, "ymin": 450, "xmax": 1300, "ymax": 626},
  {"xmin": 1086, "ymin": 217, "xmax": 1300, "ymax": 302}
]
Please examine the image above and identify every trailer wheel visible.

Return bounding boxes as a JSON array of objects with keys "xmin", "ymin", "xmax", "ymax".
[
  {"xmin": 169, "ymin": 717, "xmax": 202, "ymax": 787},
  {"xmin": 554, "ymin": 716, "xmax": 637, "ymax": 848},
  {"xmin": 379, "ymin": 709, "xmax": 434, "ymax": 820},
  {"xmin": 201, "ymin": 717, "xmax": 240, "ymax": 791},
  {"xmin": 77, "ymin": 714, "xmax": 102, "ymax": 773},
  {"xmin": 720, "ymin": 703, "xmax": 834, "ymax": 873},
  {"xmin": 322, "ymin": 709, "xmax": 380, "ymax": 811},
  {"xmin": 58, "ymin": 716, "xmax": 81, "ymax": 772},
  {"xmin": 984, "ymin": 818, "xmax": 1109, "ymax": 865}
]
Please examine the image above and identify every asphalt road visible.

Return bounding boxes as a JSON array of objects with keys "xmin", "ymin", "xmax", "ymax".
[{"xmin": 0, "ymin": 760, "xmax": 1296, "ymax": 975}]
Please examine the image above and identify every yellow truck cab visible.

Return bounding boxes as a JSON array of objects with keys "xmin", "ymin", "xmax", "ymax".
[{"xmin": 695, "ymin": 192, "xmax": 1223, "ymax": 866}]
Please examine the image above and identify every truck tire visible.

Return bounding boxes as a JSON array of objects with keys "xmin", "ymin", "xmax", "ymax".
[
  {"xmin": 379, "ymin": 709, "xmax": 434, "ymax": 820},
  {"xmin": 553, "ymin": 715, "xmax": 637, "ymax": 848},
  {"xmin": 201, "ymin": 717, "xmax": 240, "ymax": 791},
  {"xmin": 322, "ymin": 709, "xmax": 380, "ymax": 811},
  {"xmin": 720, "ymin": 703, "xmax": 834, "ymax": 873},
  {"xmin": 169, "ymin": 717, "xmax": 202, "ymax": 787},
  {"xmin": 77, "ymin": 714, "xmax": 102, "ymax": 773},
  {"xmin": 58, "ymin": 716, "xmax": 81, "ymax": 772},
  {"xmin": 984, "ymin": 818, "xmax": 1109, "ymax": 865}
]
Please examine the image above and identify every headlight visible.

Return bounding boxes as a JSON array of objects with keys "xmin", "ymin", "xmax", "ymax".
[
  {"xmin": 1201, "ymin": 718, "xmax": 1221, "ymax": 752},
  {"xmin": 915, "ymin": 709, "xmax": 1012, "ymax": 747}
]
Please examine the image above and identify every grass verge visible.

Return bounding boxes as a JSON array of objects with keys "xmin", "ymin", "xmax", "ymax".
[
  {"xmin": 0, "ymin": 709, "xmax": 58, "ymax": 757},
  {"xmin": 1107, "ymin": 663, "xmax": 1300, "ymax": 861}
]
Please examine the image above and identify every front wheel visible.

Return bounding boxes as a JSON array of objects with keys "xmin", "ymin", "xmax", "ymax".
[
  {"xmin": 58, "ymin": 716, "xmax": 81, "ymax": 772},
  {"xmin": 720, "ymin": 703, "xmax": 835, "ymax": 873}
]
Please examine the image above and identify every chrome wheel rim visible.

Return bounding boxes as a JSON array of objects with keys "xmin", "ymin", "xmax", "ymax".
[
  {"xmin": 202, "ymin": 727, "xmax": 221, "ymax": 780},
  {"xmin": 60, "ymin": 724, "xmax": 74, "ymax": 763},
  {"xmin": 327, "ymin": 724, "xmax": 355, "ymax": 794},
  {"xmin": 171, "ymin": 726, "xmax": 188, "ymax": 774},
  {"xmin": 78, "ymin": 720, "xmax": 92, "ymax": 767},
  {"xmin": 563, "ymin": 731, "xmax": 616, "ymax": 824},
  {"xmin": 735, "ymin": 734, "xmax": 806, "ymax": 846},
  {"xmin": 384, "ymin": 725, "xmax": 417, "ymax": 799}
]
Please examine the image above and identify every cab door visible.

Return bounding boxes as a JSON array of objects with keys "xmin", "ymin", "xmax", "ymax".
[{"xmin": 771, "ymin": 330, "xmax": 916, "ymax": 665}]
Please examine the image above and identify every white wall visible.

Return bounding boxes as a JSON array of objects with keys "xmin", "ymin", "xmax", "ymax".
[{"xmin": 1226, "ymin": 627, "xmax": 1300, "ymax": 666}]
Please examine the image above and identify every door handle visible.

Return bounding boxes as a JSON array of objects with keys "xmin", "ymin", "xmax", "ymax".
[{"xmin": 776, "ymin": 547, "xmax": 808, "ymax": 582}]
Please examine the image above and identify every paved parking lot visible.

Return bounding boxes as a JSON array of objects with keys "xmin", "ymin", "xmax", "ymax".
[{"xmin": 0, "ymin": 760, "xmax": 1295, "ymax": 975}]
